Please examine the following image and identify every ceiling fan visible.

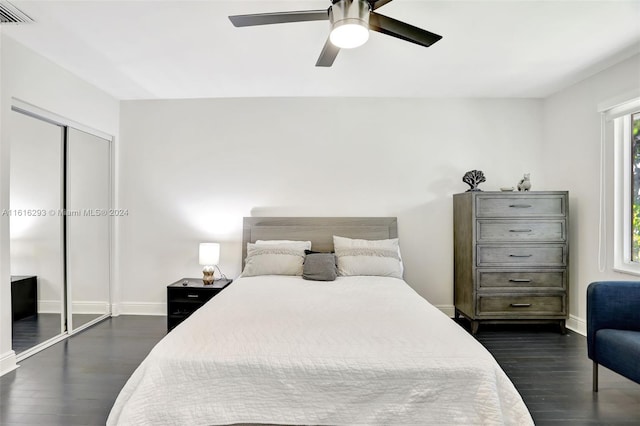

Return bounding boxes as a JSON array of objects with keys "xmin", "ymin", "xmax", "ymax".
[{"xmin": 228, "ymin": 0, "xmax": 442, "ymax": 67}]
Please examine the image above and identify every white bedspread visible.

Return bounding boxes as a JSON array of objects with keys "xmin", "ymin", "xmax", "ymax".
[{"xmin": 108, "ymin": 276, "xmax": 533, "ymax": 425}]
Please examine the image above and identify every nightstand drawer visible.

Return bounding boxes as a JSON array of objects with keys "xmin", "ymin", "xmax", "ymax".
[
  {"xmin": 168, "ymin": 288, "xmax": 216, "ymax": 303},
  {"xmin": 477, "ymin": 245, "xmax": 566, "ymax": 267},
  {"xmin": 476, "ymin": 195, "xmax": 566, "ymax": 218},
  {"xmin": 477, "ymin": 294, "xmax": 566, "ymax": 317},
  {"xmin": 477, "ymin": 220, "xmax": 565, "ymax": 242},
  {"xmin": 477, "ymin": 270, "xmax": 566, "ymax": 290}
]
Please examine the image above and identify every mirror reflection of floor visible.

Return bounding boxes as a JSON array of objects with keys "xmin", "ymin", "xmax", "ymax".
[
  {"xmin": 12, "ymin": 313, "xmax": 101, "ymax": 354},
  {"xmin": 71, "ymin": 313, "xmax": 103, "ymax": 331},
  {"xmin": 12, "ymin": 313, "xmax": 60, "ymax": 354}
]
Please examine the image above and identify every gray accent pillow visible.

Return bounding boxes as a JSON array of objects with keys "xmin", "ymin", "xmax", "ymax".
[{"xmin": 303, "ymin": 253, "xmax": 337, "ymax": 281}]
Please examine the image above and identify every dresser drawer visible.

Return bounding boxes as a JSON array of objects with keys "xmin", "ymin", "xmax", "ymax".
[
  {"xmin": 477, "ymin": 220, "xmax": 565, "ymax": 242},
  {"xmin": 477, "ymin": 270, "xmax": 566, "ymax": 290},
  {"xmin": 476, "ymin": 195, "xmax": 566, "ymax": 218},
  {"xmin": 477, "ymin": 294, "xmax": 566, "ymax": 317},
  {"xmin": 477, "ymin": 245, "xmax": 566, "ymax": 267}
]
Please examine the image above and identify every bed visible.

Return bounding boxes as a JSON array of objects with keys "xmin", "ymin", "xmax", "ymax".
[{"xmin": 108, "ymin": 217, "xmax": 533, "ymax": 425}]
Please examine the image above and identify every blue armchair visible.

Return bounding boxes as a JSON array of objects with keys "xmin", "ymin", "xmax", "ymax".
[{"xmin": 587, "ymin": 281, "xmax": 640, "ymax": 392}]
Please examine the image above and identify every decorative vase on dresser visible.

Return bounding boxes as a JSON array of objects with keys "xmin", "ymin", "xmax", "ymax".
[{"xmin": 453, "ymin": 191, "xmax": 569, "ymax": 335}]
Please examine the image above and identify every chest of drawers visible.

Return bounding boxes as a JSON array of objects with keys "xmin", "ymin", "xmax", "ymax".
[{"xmin": 453, "ymin": 191, "xmax": 569, "ymax": 334}]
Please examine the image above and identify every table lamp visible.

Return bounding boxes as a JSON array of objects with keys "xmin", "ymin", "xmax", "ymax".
[{"xmin": 199, "ymin": 242, "xmax": 220, "ymax": 285}]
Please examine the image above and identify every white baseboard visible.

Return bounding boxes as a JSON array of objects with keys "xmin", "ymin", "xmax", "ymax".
[
  {"xmin": 0, "ymin": 350, "xmax": 18, "ymax": 377},
  {"xmin": 436, "ymin": 304, "xmax": 455, "ymax": 317},
  {"xmin": 71, "ymin": 301, "xmax": 110, "ymax": 315},
  {"xmin": 38, "ymin": 300, "xmax": 110, "ymax": 315},
  {"xmin": 38, "ymin": 300, "xmax": 62, "ymax": 314},
  {"xmin": 114, "ymin": 302, "xmax": 165, "ymax": 316},
  {"xmin": 111, "ymin": 303, "xmax": 120, "ymax": 317},
  {"xmin": 566, "ymin": 314, "xmax": 586, "ymax": 336}
]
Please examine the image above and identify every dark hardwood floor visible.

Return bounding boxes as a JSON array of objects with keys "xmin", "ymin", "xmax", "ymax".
[
  {"xmin": 473, "ymin": 322, "xmax": 640, "ymax": 425},
  {"xmin": 0, "ymin": 316, "xmax": 638, "ymax": 425},
  {"xmin": 11, "ymin": 314, "xmax": 62, "ymax": 354},
  {"xmin": 0, "ymin": 316, "xmax": 165, "ymax": 426},
  {"xmin": 11, "ymin": 314, "xmax": 101, "ymax": 354}
]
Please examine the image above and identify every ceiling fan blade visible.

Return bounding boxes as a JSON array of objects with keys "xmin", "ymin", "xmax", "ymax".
[
  {"xmin": 368, "ymin": 12, "xmax": 442, "ymax": 48},
  {"xmin": 315, "ymin": 37, "xmax": 340, "ymax": 67},
  {"xmin": 229, "ymin": 10, "xmax": 328, "ymax": 27},
  {"xmin": 371, "ymin": 0, "xmax": 395, "ymax": 10}
]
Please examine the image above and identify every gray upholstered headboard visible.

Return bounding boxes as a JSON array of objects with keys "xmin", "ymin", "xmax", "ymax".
[{"xmin": 241, "ymin": 217, "xmax": 398, "ymax": 267}]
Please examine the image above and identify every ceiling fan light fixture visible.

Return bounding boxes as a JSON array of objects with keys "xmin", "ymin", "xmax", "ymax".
[
  {"xmin": 229, "ymin": 0, "xmax": 444, "ymax": 67},
  {"xmin": 330, "ymin": 21, "xmax": 369, "ymax": 49},
  {"xmin": 329, "ymin": 0, "xmax": 371, "ymax": 49}
]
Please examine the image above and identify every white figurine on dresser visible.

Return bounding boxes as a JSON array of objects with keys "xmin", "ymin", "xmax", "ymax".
[{"xmin": 518, "ymin": 173, "xmax": 532, "ymax": 191}]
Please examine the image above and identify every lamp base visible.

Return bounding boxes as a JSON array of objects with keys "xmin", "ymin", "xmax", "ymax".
[{"xmin": 202, "ymin": 266, "xmax": 215, "ymax": 285}]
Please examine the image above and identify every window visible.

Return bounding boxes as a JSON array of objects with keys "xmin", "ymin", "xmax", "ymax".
[
  {"xmin": 612, "ymin": 98, "xmax": 640, "ymax": 275},
  {"xmin": 632, "ymin": 112, "xmax": 640, "ymax": 262}
]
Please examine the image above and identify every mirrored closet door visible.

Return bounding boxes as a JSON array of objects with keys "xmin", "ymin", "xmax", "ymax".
[
  {"xmin": 66, "ymin": 129, "xmax": 111, "ymax": 331},
  {"xmin": 10, "ymin": 112, "xmax": 66, "ymax": 355},
  {"xmin": 9, "ymin": 106, "xmax": 112, "ymax": 358}
]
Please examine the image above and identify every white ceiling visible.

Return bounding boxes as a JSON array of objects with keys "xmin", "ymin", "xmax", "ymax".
[{"xmin": 3, "ymin": 0, "xmax": 640, "ymax": 100}]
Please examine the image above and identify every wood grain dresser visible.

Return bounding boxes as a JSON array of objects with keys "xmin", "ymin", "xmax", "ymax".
[{"xmin": 453, "ymin": 191, "xmax": 569, "ymax": 335}]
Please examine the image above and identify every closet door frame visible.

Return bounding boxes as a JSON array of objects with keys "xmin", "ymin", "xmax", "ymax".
[{"xmin": 11, "ymin": 98, "xmax": 114, "ymax": 355}]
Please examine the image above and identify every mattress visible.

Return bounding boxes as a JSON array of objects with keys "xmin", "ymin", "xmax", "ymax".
[{"xmin": 107, "ymin": 276, "xmax": 533, "ymax": 425}]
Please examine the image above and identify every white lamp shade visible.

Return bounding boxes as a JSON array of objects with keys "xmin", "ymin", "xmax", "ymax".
[
  {"xmin": 330, "ymin": 22, "xmax": 369, "ymax": 49},
  {"xmin": 199, "ymin": 243, "xmax": 220, "ymax": 266}
]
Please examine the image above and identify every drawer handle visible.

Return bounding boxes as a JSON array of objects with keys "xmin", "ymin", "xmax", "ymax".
[
  {"xmin": 509, "ymin": 254, "xmax": 532, "ymax": 258},
  {"xmin": 187, "ymin": 294, "xmax": 199, "ymax": 298},
  {"xmin": 510, "ymin": 303, "xmax": 532, "ymax": 308},
  {"xmin": 509, "ymin": 204, "xmax": 532, "ymax": 208},
  {"xmin": 509, "ymin": 278, "xmax": 531, "ymax": 283},
  {"xmin": 509, "ymin": 229, "xmax": 532, "ymax": 233}
]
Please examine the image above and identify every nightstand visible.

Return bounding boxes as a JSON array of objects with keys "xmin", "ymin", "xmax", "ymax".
[
  {"xmin": 11, "ymin": 275, "xmax": 38, "ymax": 321},
  {"xmin": 167, "ymin": 278, "xmax": 232, "ymax": 332}
]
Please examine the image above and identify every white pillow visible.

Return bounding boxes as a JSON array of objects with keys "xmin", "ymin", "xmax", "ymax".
[
  {"xmin": 333, "ymin": 235, "xmax": 403, "ymax": 279},
  {"xmin": 255, "ymin": 240, "xmax": 312, "ymax": 250},
  {"xmin": 242, "ymin": 242, "xmax": 307, "ymax": 277}
]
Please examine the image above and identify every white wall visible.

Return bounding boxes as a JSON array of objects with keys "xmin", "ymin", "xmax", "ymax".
[
  {"xmin": 0, "ymin": 34, "xmax": 119, "ymax": 375},
  {"xmin": 117, "ymin": 98, "xmax": 546, "ymax": 314},
  {"xmin": 542, "ymin": 53, "xmax": 640, "ymax": 334}
]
